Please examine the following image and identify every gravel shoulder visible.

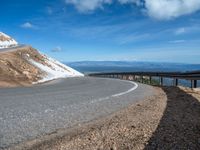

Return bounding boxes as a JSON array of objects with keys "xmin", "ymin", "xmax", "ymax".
[{"xmin": 8, "ymin": 86, "xmax": 200, "ymax": 150}]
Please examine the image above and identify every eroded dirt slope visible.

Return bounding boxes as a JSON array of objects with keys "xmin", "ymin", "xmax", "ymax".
[{"xmin": 0, "ymin": 46, "xmax": 44, "ymax": 87}]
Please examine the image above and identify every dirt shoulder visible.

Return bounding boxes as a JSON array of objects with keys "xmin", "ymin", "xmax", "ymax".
[{"xmin": 9, "ymin": 86, "xmax": 200, "ymax": 150}]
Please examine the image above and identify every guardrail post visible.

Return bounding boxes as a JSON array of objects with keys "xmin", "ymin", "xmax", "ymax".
[
  {"xmin": 129, "ymin": 75, "xmax": 132, "ymax": 80},
  {"xmin": 127, "ymin": 75, "xmax": 129, "ymax": 80},
  {"xmin": 193, "ymin": 80, "xmax": 197, "ymax": 88},
  {"xmin": 126, "ymin": 75, "xmax": 129, "ymax": 80},
  {"xmin": 149, "ymin": 76, "xmax": 152, "ymax": 84},
  {"xmin": 133, "ymin": 75, "xmax": 135, "ymax": 81},
  {"xmin": 141, "ymin": 76, "xmax": 144, "ymax": 83},
  {"xmin": 132, "ymin": 75, "xmax": 135, "ymax": 81},
  {"xmin": 160, "ymin": 77, "xmax": 163, "ymax": 86},
  {"xmin": 191, "ymin": 80, "xmax": 193, "ymax": 88},
  {"xmin": 174, "ymin": 78, "xmax": 178, "ymax": 86},
  {"xmin": 130, "ymin": 75, "xmax": 133, "ymax": 81}
]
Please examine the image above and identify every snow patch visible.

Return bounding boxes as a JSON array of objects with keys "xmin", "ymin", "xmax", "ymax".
[
  {"xmin": 28, "ymin": 54, "xmax": 84, "ymax": 83},
  {"xmin": 0, "ymin": 32, "xmax": 18, "ymax": 49}
]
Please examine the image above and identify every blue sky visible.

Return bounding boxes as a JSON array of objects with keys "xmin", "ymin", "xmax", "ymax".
[{"xmin": 1, "ymin": 0, "xmax": 200, "ymax": 64}]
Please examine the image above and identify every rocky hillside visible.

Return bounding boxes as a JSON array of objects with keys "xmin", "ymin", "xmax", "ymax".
[
  {"xmin": 0, "ymin": 32, "xmax": 84, "ymax": 87},
  {"xmin": 0, "ymin": 46, "xmax": 84, "ymax": 87}
]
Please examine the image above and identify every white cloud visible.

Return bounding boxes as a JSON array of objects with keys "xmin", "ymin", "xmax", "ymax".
[
  {"xmin": 65, "ymin": 0, "xmax": 112, "ymax": 12},
  {"xmin": 21, "ymin": 22, "xmax": 35, "ymax": 29},
  {"xmin": 51, "ymin": 46, "xmax": 62, "ymax": 52},
  {"xmin": 169, "ymin": 40, "xmax": 185, "ymax": 43},
  {"xmin": 65, "ymin": 0, "xmax": 200, "ymax": 20},
  {"xmin": 175, "ymin": 27, "xmax": 186, "ymax": 35},
  {"xmin": 145, "ymin": 0, "xmax": 200, "ymax": 20}
]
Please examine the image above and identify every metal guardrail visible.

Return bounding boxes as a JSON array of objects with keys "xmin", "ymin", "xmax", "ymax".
[{"xmin": 89, "ymin": 71, "xmax": 200, "ymax": 88}]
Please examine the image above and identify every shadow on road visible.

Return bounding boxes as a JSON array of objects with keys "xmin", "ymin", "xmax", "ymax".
[{"xmin": 145, "ymin": 87, "xmax": 200, "ymax": 150}]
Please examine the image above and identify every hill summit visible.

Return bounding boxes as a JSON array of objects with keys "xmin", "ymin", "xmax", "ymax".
[{"xmin": 0, "ymin": 32, "xmax": 18, "ymax": 49}]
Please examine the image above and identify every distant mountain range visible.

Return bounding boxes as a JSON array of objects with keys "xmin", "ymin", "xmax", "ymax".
[{"xmin": 66, "ymin": 61, "xmax": 200, "ymax": 74}]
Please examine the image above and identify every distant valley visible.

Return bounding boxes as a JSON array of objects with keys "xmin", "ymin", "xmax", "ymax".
[{"xmin": 66, "ymin": 61, "xmax": 200, "ymax": 74}]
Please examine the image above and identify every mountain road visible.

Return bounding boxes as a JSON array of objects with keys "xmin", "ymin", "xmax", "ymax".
[{"xmin": 0, "ymin": 77, "xmax": 155, "ymax": 149}]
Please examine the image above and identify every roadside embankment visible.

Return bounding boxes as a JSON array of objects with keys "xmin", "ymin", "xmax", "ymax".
[
  {"xmin": 0, "ymin": 46, "xmax": 83, "ymax": 88},
  {"xmin": 0, "ymin": 47, "xmax": 43, "ymax": 87},
  {"xmin": 10, "ymin": 86, "xmax": 200, "ymax": 150}
]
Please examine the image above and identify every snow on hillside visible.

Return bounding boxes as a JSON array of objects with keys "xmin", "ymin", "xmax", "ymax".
[
  {"xmin": 0, "ymin": 32, "xmax": 83, "ymax": 84},
  {"xmin": 0, "ymin": 32, "xmax": 18, "ymax": 49},
  {"xmin": 28, "ymin": 53, "xmax": 84, "ymax": 83}
]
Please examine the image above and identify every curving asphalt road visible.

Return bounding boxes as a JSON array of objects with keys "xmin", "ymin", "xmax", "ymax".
[{"xmin": 0, "ymin": 77, "xmax": 155, "ymax": 149}]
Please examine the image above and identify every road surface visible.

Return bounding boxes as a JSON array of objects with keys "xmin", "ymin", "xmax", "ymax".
[
  {"xmin": 0, "ymin": 45, "xmax": 27, "ymax": 53},
  {"xmin": 0, "ymin": 77, "xmax": 155, "ymax": 149}
]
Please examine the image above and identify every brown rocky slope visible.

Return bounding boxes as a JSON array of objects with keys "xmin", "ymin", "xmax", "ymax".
[{"xmin": 0, "ymin": 46, "xmax": 45, "ymax": 87}]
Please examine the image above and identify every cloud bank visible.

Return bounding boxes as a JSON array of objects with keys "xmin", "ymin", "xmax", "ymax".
[
  {"xmin": 145, "ymin": 0, "xmax": 200, "ymax": 20},
  {"xmin": 65, "ymin": 0, "xmax": 200, "ymax": 20}
]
